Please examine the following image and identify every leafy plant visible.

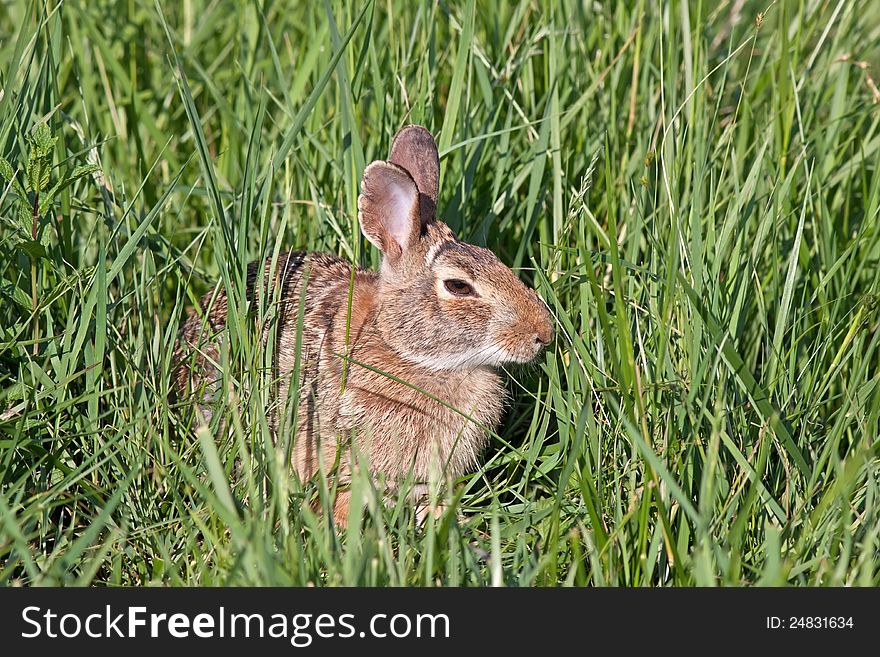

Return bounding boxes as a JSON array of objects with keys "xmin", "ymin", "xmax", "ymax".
[{"xmin": 1, "ymin": 122, "xmax": 98, "ymax": 354}]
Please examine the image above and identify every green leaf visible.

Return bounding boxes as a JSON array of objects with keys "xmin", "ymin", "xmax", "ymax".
[
  {"xmin": 0, "ymin": 278, "xmax": 31, "ymax": 309},
  {"xmin": 17, "ymin": 239, "xmax": 48, "ymax": 260},
  {"xmin": 71, "ymin": 163, "xmax": 99, "ymax": 181},
  {"xmin": 196, "ymin": 425, "xmax": 240, "ymax": 523},
  {"xmin": 37, "ymin": 164, "xmax": 99, "ymax": 216},
  {"xmin": 17, "ymin": 200, "xmax": 32, "ymax": 234},
  {"xmin": 38, "ymin": 192, "xmax": 55, "ymax": 217},
  {"xmin": 0, "ymin": 156, "xmax": 27, "ymax": 198},
  {"xmin": 29, "ymin": 123, "xmax": 57, "ymax": 158},
  {"xmin": 41, "ymin": 174, "xmax": 70, "ymax": 214},
  {"xmin": 26, "ymin": 157, "xmax": 40, "ymax": 191},
  {"xmin": 30, "ymin": 122, "xmax": 50, "ymax": 144},
  {"xmin": 39, "ymin": 161, "xmax": 52, "ymax": 191},
  {"xmin": 0, "ymin": 156, "xmax": 14, "ymax": 181},
  {"xmin": 37, "ymin": 216, "xmax": 52, "ymax": 245}
]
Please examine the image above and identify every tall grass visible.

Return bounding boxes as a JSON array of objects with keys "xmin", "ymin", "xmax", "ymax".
[{"xmin": 1, "ymin": 0, "xmax": 878, "ymax": 586}]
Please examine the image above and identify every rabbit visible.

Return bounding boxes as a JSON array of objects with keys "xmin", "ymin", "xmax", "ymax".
[{"xmin": 173, "ymin": 125, "xmax": 553, "ymax": 525}]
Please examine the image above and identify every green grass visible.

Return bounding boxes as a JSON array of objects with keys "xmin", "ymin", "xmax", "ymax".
[{"xmin": 1, "ymin": 0, "xmax": 879, "ymax": 586}]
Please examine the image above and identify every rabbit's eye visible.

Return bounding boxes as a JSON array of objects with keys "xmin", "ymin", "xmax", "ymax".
[{"xmin": 444, "ymin": 279, "xmax": 474, "ymax": 297}]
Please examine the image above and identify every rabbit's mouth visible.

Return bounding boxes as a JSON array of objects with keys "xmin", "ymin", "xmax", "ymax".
[
  {"xmin": 491, "ymin": 325, "xmax": 553, "ymax": 365},
  {"xmin": 504, "ymin": 341, "xmax": 549, "ymax": 365}
]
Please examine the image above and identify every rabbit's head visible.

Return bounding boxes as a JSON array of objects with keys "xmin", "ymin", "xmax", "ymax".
[{"xmin": 357, "ymin": 125, "xmax": 553, "ymax": 371}]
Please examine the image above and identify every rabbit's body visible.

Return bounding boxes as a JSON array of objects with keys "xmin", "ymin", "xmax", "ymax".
[{"xmin": 174, "ymin": 126, "xmax": 551, "ymax": 524}]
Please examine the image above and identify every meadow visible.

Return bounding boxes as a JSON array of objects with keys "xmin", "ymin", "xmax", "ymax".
[{"xmin": 1, "ymin": 0, "xmax": 879, "ymax": 586}]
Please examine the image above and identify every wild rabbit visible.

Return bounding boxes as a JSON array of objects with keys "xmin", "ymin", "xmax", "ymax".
[{"xmin": 174, "ymin": 125, "xmax": 553, "ymax": 524}]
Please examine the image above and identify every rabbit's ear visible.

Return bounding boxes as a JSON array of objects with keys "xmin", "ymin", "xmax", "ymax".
[
  {"xmin": 358, "ymin": 162, "xmax": 420, "ymax": 264},
  {"xmin": 388, "ymin": 125, "xmax": 439, "ymax": 223}
]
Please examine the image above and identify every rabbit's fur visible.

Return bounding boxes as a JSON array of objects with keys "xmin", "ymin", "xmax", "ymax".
[{"xmin": 174, "ymin": 126, "xmax": 553, "ymax": 524}]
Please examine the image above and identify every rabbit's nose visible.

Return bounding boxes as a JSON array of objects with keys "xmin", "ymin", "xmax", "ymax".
[{"xmin": 534, "ymin": 323, "xmax": 554, "ymax": 346}]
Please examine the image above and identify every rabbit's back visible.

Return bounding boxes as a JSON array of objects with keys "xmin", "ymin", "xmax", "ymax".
[{"xmin": 173, "ymin": 251, "xmax": 350, "ymax": 428}]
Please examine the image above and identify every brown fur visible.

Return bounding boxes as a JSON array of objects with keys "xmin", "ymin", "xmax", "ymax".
[{"xmin": 173, "ymin": 125, "xmax": 553, "ymax": 525}]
